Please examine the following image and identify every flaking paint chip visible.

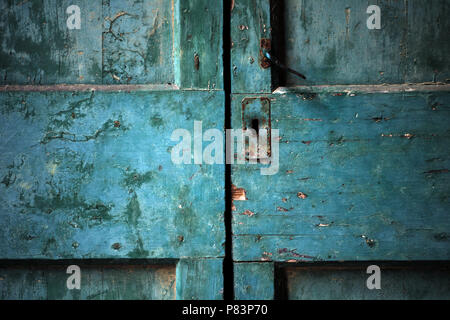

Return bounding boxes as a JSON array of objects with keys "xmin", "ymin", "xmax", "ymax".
[
  {"xmin": 232, "ymin": 184, "xmax": 247, "ymax": 201},
  {"xmin": 297, "ymin": 192, "xmax": 308, "ymax": 199}
]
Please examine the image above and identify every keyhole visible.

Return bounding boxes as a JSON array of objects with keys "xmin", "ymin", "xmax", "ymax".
[{"xmin": 251, "ymin": 118, "xmax": 259, "ymax": 134}]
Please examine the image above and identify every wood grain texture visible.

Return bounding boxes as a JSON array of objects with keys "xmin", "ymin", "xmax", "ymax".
[
  {"xmin": 279, "ymin": 0, "xmax": 450, "ymax": 86},
  {"xmin": 283, "ymin": 263, "xmax": 450, "ymax": 300},
  {"xmin": 102, "ymin": 0, "xmax": 174, "ymax": 85},
  {"xmin": 176, "ymin": 258, "xmax": 223, "ymax": 300},
  {"xmin": 174, "ymin": 0, "xmax": 223, "ymax": 89},
  {"xmin": 0, "ymin": 90, "xmax": 224, "ymax": 259},
  {"xmin": 234, "ymin": 262, "xmax": 274, "ymax": 300},
  {"xmin": 230, "ymin": 0, "xmax": 272, "ymax": 93},
  {"xmin": 0, "ymin": 0, "xmax": 223, "ymax": 89},
  {"xmin": 232, "ymin": 91, "xmax": 450, "ymax": 262},
  {"xmin": 0, "ymin": 0, "xmax": 102, "ymax": 84},
  {"xmin": 0, "ymin": 263, "xmax": 175, "ymax": 300}
]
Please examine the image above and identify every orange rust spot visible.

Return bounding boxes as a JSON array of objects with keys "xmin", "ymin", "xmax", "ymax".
[
  {"xmin": 403, "ymin": 133, "xmax": 414, "ymax": 139},
  {"xmin": 277, "ymin": 206, "xmax": 289, "ymax": 212},
  {"xmin": 242, "ymin": 209, "xmax": 255, "ymax": 217},
  {"xmin": 297, "ymin": 192, "xmax": 308, "ymax": 199},
  {"xmin": 317, "ymin": 223, "xmax": 330, "ymax": 227},
  {"xmin": 232, "ymin": 184, "xmax": 247, "ymax": 201},
  {"xmin": 194, "ymin": 53, "xmax": 200, "ymax": 70},
  {"xmin": 259, "ymin": 38, "xmax": 271, "ymax": 69},
  {"xmin": 302, "ymin": 140, "xmax": 312, "ymax": 145},
  {"xmin": 114, "ymin": 120, "xmax": 121, "ymax": 127},
  {"xmin": 282, "ymin": 198, "xmax": 287, "ymax": 203}
]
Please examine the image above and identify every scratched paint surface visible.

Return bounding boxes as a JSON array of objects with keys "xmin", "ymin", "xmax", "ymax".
[
  {"xmin": 283, "ymin": 264, "xmax": 450, "ymax": 300},
  {"xmin": 280, "ymin": 0, "xmax": 450, "ymax": 85},
  {"xmin": 0, "ymin": 0, "xmax": 223, "ymax": 88},
  {"xmin": 230, "ymin": 0, "xmax": 272, "ymax": 93},
  {"xmin": 0, "ymin": 90, "xmax": 224, "ymax": 259},
  {"xmin": 173, "ymin": 0, "xmax": 223, "ymax": 89},
  {"xmin": 102, "ymin": 0, "xmax": 174, "ymax": 84},
  {"xmin": 0, "ymin": 263, "xmax": 175, "ymax": 300},
  {"xmin": 232, "ymin": 91, "xmax": 450, "ymax": 261},
  {"xmin": 0, "ymin": 0, "xmax": 102, "ymax": 84}
]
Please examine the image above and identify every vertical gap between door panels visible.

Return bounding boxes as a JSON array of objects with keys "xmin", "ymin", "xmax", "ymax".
[{"xmin": 223, "ymin": 0, "xmax": 234, "ymax": 300}]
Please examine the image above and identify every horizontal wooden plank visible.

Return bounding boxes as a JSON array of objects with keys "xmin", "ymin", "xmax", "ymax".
[
  {"xmin": 0, "ymin": 0, "xmax": 102, "ymax": 84},
  {"xmin": 0, "ymin": 90, "xmax": 224, "ymax": 259},
  {"xmin": 278, "ymin": 0, "xmax": 450, "ymax": 85},
  {"xmin": 283, "ymin": 263, "xmax": 450, "ymax": 300},
  {"xmin": 231, "ymin": 91, "xmax": 450, "ymax": 261},
  {"xmin": 0, "ymin": 0, "xmax": 223, "ymax": 88},
  {"xmin": 0, "ymin": 263, "xmax": 175, "ymax": 300}
]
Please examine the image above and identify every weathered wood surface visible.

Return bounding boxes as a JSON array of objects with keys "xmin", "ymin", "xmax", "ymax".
[
  {"xmin": 232, "ymin": 91, "xmax": 450, "ymax": 261},
  {"xmin": 231, "ymin": 0, "xmax": 450, "ymax": 92},
  {"xmin": 0, "ymin": 90, "xmax": 224, "ymax": 260},
  {"xmin": 0, "ymin": 0, "xmax": 102, "ymax": 85},
  {"xmin": 0, "ymin": 0, "xmax": 223, "ymax": 89},
  {"xmin": 102, "ymin": 0, "xmax": 174, "ymax": 85},
  {"xmin": 283, "ymin": 263, "xmax": 450, "ymax": 300},
  {"xmin": 231, "ymin": 0, "xmax": 271, "ymax": 93},
  {"xmin": 280, "ymin": 0, "xmax": 450, "ymax": 86},
  {"xmin": 176, "ymin": 258, "xmax": 223, "ymax": 300},
  {"xmin": 0, "ymin": 262, "xmax": 175, "ymax": 300},
  {"xmin": 234, "ymin": 262, "xmax": 274, "ymax": 300},
  {"xmin": 174, "ymin": 0, "xmax": 223, "ymax": 89}
]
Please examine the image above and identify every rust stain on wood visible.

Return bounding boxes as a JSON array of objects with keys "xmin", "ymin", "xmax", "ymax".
[
  {"xmin": 241, "ymin": 209, "xmax": 255, "ymax": 217},
  {"xmin": 232, "ymin": 184, "xmax": 247, "ymax": 201},
  {"xmin": 194, "ymin": 53, "xmax": 200, "ymax": 71},
  {"xmin": 297, "ymin": 192, "xmax": 308, "ymax": 199}
]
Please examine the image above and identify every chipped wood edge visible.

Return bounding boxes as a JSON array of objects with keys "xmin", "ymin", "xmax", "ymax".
[{"xmin": 273, "ymin": 83, "xmax": 450, "ymax": 94}]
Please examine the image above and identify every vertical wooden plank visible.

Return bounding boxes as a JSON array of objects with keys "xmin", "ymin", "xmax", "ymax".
[
  {"xmin": 174, "ymin": 0, "xmax": 223, "ymax": 89},
  {"xmin": 234, "ymin": 262, "xmax": 274, "ymax": 300},
  {"xmin": 230, "ymin": 0, "xmax": 272, "ymax": 93},
  {"xmin": 176, "ymin": 259, "xmax": 223, "ymax": 300}
]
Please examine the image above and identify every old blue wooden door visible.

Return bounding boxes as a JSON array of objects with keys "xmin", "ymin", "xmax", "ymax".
[
  {"xmin": 0, "ymin": 0, "xmax": 224, "ymax": 299},
  {"xmin": 231, "ymin": 0, "xmax": 450, "ymax": 299}
]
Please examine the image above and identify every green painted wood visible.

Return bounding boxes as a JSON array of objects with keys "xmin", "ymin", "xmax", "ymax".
[
  {"xmin": 0, "ymin": 263, "xmax": 175, "ymax": 300},
  {"xmin": 230, "ymin": 0, "xmax": 272, "ymax": 93},
  {"xmin": 276, "ymin": 0, "xmax": 450, "ymax": 86},
  {"xmin": 176, "ymin": 259, "xmax": 223, "ymax": 300},
  {"xmin": 174, "ymin": 0, "xmax": 223, "ymax": 89},
  {"xmin": 0, "ymin": 0, "xmax": 102, "ymax": 84},
  {"xmin": 0, "ymin": 90, "xmax": 224, "ymax": 259},
  {"xmin": 282, "ymin": 263, "xmax": 450, "ymax": 300},
  {"xmin": 234, "ymin": 262, "xmax": 274, "ymax": 300},
  {"xmin": 232, "ymin": 91, "xmax": 450, "ymax": 262},
  {"xmin": 0, "ymin": 0, "xmax": 225, "ymax": 300},
  {"xmin": 0, "ymin": 0, "xmax": 223, "ymax": 89},
  {"xmin": 102, "ymin": 0, "xmax": 174, "ymax": 85}
]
